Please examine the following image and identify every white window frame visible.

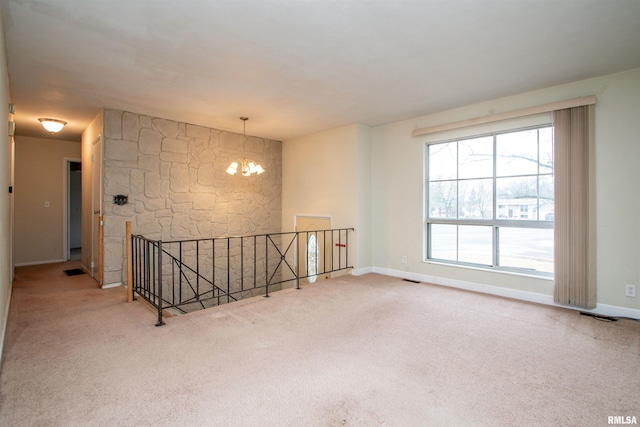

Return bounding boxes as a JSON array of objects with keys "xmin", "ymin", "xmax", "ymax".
[{"xmin": 423, "ymin": 114, "xmax": 554, "ymax": 277}]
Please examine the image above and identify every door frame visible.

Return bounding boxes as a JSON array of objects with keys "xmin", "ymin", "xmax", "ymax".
[{"xmin": 62, "ymin": 157, "xmax": 81, "ymax": 261}]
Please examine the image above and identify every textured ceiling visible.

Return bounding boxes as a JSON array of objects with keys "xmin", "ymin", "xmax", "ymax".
[{"xmin": 2, "ymin": 0, "xmax": 640, "ymax": 141}]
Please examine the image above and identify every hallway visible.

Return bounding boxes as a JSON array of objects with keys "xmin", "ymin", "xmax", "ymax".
[{"xmin": 0, "ymin": 261, "xmax": 153, "ymax": 424}]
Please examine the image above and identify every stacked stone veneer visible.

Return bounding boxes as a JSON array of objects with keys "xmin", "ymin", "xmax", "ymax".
[{"xmin": 102, "ymin": 110, "xmax": 282, "ymax": 288}]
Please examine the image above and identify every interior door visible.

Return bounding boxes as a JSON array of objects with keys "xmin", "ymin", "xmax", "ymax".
[
  {"xmin": 91, "ymin": 136, "xmax": 103, "ymax": 283},
  {"xmin": 296, "ymin": 216, "xmax": 331, "ymax": 284}
]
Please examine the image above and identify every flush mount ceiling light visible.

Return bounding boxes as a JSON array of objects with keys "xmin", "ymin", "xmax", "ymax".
[
  {"xmin": 39, "ymin": 118, "xmax": 67, "ymax": 133},
  {"xmin": 226, "ymin": 117, "xmax": 265, "ymax": 176}
]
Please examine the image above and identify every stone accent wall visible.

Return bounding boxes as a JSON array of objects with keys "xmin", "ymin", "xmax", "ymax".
[{"xmin": 102, "ymin": 109, "xmax": 282, "ymax": 286}]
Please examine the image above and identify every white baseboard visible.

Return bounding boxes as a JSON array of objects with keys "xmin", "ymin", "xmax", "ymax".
[
  {"xmin": 371, "ymin": 266, "xmax": 640, "ymax": 320},
  {"xmin": 352, "ymin": 266, "xmax": 372, "ymax": 276},
  {"xmin": 0, "ymin": 286, "xmax": 12, "ymax": 366},
  {"xmin": 578, "ymin": 303, "xmax": 640, "ymax": 320},
  {"xmin": 101, "ymin": 282, "xmax": 122, "ymax": 289},
  {"xmin": 15, "ymin": 258, "xmax": 66, "ymax": 267}
]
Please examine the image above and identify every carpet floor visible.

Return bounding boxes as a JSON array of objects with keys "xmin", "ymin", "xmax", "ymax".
[{"xmin": 0, "ymin": 261, "xmax": 638, "ymax": 426}]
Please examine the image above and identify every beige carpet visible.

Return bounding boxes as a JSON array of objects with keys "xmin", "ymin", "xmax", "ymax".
[{"xmin": 0, "ymin": 261, "xmax": 638, "ymax": 426}]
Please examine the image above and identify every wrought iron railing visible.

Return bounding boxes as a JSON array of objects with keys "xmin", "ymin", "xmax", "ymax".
[{"xmin": 131, "ymin": 228, "xmax": 354, "ymax": 325}]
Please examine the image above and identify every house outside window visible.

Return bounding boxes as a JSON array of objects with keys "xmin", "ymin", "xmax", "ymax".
[{"xmin": 425, "ymin": 125, "xmax": 554, "ymax": 276}]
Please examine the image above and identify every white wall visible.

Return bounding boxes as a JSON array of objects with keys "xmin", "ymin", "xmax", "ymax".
[
  {"xmin": 0, "ymin": 14, "xmax": 12, "ymax": 364},
  {"xmin": 356, "ymin": 124, "xmax": 372, "ymax": 271},
  {"xmin": 283, "ymin": 123, "xmax": 371, "ymax": 271},
  {"xmin": 371, "ymin": 68, "xmax": 640, "ymax": 315}
]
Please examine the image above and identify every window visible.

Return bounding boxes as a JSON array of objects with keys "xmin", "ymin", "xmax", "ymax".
[
  {"xmin": 307, "ymin": 234, "xmax": 318, "ymax": 283},
  {"xmin": 426, "ymin": 125, "xmax": 554, "ymax": 276}
]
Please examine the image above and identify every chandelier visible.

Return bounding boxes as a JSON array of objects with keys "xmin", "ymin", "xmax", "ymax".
[{"xmin": 226, "ymin": 117, "xmax": 265, "ymax": 176}]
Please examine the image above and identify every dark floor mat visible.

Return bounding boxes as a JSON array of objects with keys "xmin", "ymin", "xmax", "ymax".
[{"xmin": 63, "ymin": 269, "xmax": 85, "ymax": 276}]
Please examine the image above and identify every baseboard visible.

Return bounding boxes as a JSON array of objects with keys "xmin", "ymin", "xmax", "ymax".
[
  {"xmin": 371, "ymin": 267, "xmax": 640, "ymax": 320},
  {"xmin": 101, "ymin": 282, "xmax": 122, "ymax": 289},
  {"xmin": 352, "ymin": 266, "xmax": 372, "ymax": 276},
  {"xmin": 0, "ymin": 286, "xmax": 12, "ymax": 367},
  {"xmin": 14, "ymin": 258, "xmax": 66, "ymax": 267},
  {"xmin": 576, "ymin": 303, "xmax": 640, "ymax": 320}
]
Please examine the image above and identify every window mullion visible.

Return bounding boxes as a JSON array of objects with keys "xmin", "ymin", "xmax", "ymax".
[
  {"xmin": 493, "ymin": 134, "xmax": 498, "ymax": 267},
  {"xmin": 456, "ymin": 142, "xmax": 460, "ymax": 262},
  {"xmin": 456, "ymin": 141, "xmax": 460, "ymax": 220},
  {"xmin": 456, "ymin": 224, "xmax": 459, "ymax": 262},
  {"xmin": 537, "ymin": 128, "xmax": 540, "ymax": 221},
  {"xmin": 494, "ymin": 226, "xmax": 499, "ymax": 267}
]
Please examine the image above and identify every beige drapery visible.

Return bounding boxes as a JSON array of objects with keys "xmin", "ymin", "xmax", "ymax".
[{"xmin": 553, "ymin": 105, "xmax": 596, "ymax": 308}]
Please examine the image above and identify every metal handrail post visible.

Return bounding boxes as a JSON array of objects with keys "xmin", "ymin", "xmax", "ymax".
[
  {"xmin": 226, "ymin": 238, "xmax": 230, "ymax": 304},
  {"xmin": 156, "ymin": 240, "xmax": 165, "ymax": 326},
  {"xmin": 346, "ymin": 229, "xmax": 350, "ymax": 268},
  {"xmin": 295, "ymin": 232, "xmax": 300, "ymax": 290},
  {"xmin": 264, "ymin": 235, "xmax": 269, "ymax": 297}
]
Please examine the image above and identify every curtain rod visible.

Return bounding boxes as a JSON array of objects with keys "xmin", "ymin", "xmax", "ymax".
[{"xmin": 412, "ymin": 95, "xmax": 596, "ymax": 137}]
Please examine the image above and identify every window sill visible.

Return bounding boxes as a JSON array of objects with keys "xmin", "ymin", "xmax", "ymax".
[{"xmin": 423, "ymin": 259, "xmax": 554, "ymax": 281}]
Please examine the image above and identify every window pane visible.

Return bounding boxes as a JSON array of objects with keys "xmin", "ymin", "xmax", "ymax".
[
  {"xmin": 496, "ymin": 176, "xmax": 538, "ymax": 220},
  {"xmin": 459, "ymin": 179, "xmax": 493, "ymax": 219},
  {"xmin": 496, "ymin": 129, "xmax": 538, "ymax": 177},
  {"xmin": 430, "ymin": 224, "xmax": 456, "ymax": 261},
  {"xmin": 429, "ymin": 142, "xmax": 456, "ymax": 180},
  {"xmin": 498, "ymin": 227, "xmax": 553, "ymax": 273},
  {"xmin": 429, "ymin": 181, "xmax": 457, "ymax": 218},
  {"xmin": 539, "ymin": 126, "xmax": 554, "ymax": 175},
  {"xmin": 458, "ymin": 225, "xmax": 492, "ymax": 265},
  {"xmin": 539, "ymin": 175, "xmax": 554, "ymax": 221},
  {"xmin": 307, "ymin": 234, "xmax": 318, "ymax": 283},
  {"xmin": 458, "ymin": 136, "xmax": 493, "ymax": 179}
]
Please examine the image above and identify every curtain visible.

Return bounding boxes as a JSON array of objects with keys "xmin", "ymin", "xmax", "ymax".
[{"xmin": 553, "ymin": 105, "xmax": 596, "ymax": 308}]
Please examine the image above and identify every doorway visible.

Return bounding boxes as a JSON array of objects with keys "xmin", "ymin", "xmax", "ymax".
[
  {"xmin": 296, "ymin": 216, "xmax": 332, "ymax": 284},
  {"xmin": 65, "ymin": 160, "xmax": 82, "ymax": 260}
]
